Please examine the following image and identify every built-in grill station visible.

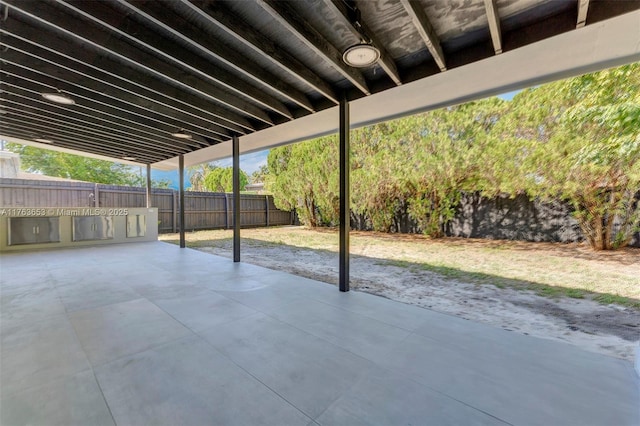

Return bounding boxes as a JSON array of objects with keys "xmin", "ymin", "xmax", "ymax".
[{"xmin": 0, "ymin": 207, "xmax": 157, "ymax": 252}]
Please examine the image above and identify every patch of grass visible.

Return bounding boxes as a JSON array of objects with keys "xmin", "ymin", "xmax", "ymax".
[
  {"xmin": 534, "ymin": 286, "xmax": 563, "ymax": 298},
  {"xmin": 594, "ymin": 294, "xmax": 640, "ymax": 308},
  {"xmin": 564, "ymin": 288, "xmax": 586, "ymax": 299},
  {"xmin": 380, "ymin": 259, "xmax": 411, "ymax": 268}
]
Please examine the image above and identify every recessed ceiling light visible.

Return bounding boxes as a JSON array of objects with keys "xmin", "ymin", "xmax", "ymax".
[
  {"xmin": 122, "ymin": 156, "xmax": 137, "ymax": 161},
  {"xmin": 171, "ymin": 129, "xmax": 192, "ymax": 139},
  {"xmin": 34, "ymin": 138, "xmax": 54, "ymax": 144},
  {"xmin": 41, "ymin": 91, "xmax": 76, "ymax": 105},
  {"xmin": 343, "ymin": 43, "xmax": 380, "ymax": 67}
]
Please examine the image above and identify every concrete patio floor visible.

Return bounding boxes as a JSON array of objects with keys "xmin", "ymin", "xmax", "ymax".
[{"xmin": 1, "ymin": 241, "xmax": 638, "ymax": 426}]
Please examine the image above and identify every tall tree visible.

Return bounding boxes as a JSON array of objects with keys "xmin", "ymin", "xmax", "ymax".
[
  {"xmin": 187, "ymin": 162, "xmax": 217, "ymax": 192},
  {"xmin": 266, "ymin": 137, "xmax": 338, "ymax": 227},
  {"xmin": 486, "ymin": 63, "xmax": 640, "ymax": 249},
  {"xmin": 250, "ymin": 164, "xmax": 269, "ymax": 184},
  {"xmin": 351, "ymin": 121, "xmax": 410, "ymax": 232},
  {"xmin": 404, "ymin": 99, "xmax": 506, "ymax": 236},
  {"xmin": 202, "ymin": 166, "xmax": 248, "ymax": 192}
]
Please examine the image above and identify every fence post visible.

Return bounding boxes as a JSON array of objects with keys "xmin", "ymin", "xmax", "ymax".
[
  {"xmin": 265, "ymin": 195, "xmax": 269, "ymax": 227},
  {"xmin": 172, "ymin": 190, "xmax": 178, "ymax": 233},
  {"xmin": 224, "ymin": 194, "xmax": 230, "ymax": 229}
]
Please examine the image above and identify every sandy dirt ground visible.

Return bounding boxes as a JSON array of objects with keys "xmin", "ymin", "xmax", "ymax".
[{"xmin": 187, "ymin": 236, "xmax": 640, "ymax": 361}]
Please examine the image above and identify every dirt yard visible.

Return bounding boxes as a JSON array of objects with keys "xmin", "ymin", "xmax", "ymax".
[{"xmin": 160, "ymin": 227, "xmax": 640, "ymax": 360}]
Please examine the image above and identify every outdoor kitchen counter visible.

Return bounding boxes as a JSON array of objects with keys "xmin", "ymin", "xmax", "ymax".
[{"xmin": 0, "ymin": 207, "xmax": 158, "ymax": 252}]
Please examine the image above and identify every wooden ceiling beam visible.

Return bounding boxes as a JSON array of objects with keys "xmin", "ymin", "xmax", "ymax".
[
  {"xmin": 484, "ymin": 0, "xmax": 503, "ymax": 54},
  {"xmin": 1, "ymin": 54, "xmax": 227, "ymax": 142},
  {"xmin": 257, "ymin": 0, "xmax": 371, "ymax": 95},
  {"xmin": 0, "ymin": 122, "xmax": 169, "ymax": 163},
  {"xmin": 5, "ymin": 0, "xmax": 274, "ymax": 125},
  {"xmin": 0, "ymin": 128, "xmax": 165, "ymax": 163},
  {"xmin": 325, "ymin": 0, "xmax": 401, "ymax": 86},
  {"xmin": 119, "ymin": 0, "xmax": 315, "ymax": 114},
  {"xmin": 0, "ymin": 94, "xmax": 206, "ymax": 151},
  {"xmin": 56, "ymin": 0, "xmax": 287, "ymax": 121},
  {"xmin": 399, "ymin": 0, "xmax": 446, "ymax": 72},
  {"xmin": 0, "ymin": 22, "xmax": 252, "ymax": 134},
  {"xmin": 1, "ymin": 115, "xmax": 184, "ymax": 158},
  {"xmin": 181, "ymin": 0, "xmax": 339, "ymax": 104},
  {"xmin": 0, "ymin": 70, "xmax": 211, "ymax": 150},
  {"xmin": 0, "ymin": 100, "xmax": 201, "ymax": 152},
  {"xmin": 0, "ymin": 83, "xmax": 205, "ymax": 152}
]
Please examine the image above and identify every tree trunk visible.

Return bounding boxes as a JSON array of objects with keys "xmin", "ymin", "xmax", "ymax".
[{"xmin": 592, "ymin": 214, "xmax": 605, "ymax": 250}]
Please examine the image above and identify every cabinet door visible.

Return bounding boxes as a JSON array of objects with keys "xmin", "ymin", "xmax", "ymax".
[
  {"xmin": 8, "ymin": 217, "xmax": 60, "ymax": 245},
  {"xmin": 126, "ymin": 214, "xmax": 146, "ymax": 238},
  {"xmin": 73, "ymin": 216, "xmax": 114, "ymax": 241},
  {"xmin": 36, "ymin": 218, "xmax": 60, "ymax": 243},
  {"xmin": 94, "ymin": 216, "xmax": 114, "ymax": 240},
  {"xmin": 72, "ymin": 216, "xmax": 95, "ymax": 241}
]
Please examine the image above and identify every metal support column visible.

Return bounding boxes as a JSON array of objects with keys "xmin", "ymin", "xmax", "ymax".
[
  {"xmin": 339, "ymin": 93, "xmax": 350, "ymax": 292},
  {"xmin": 146, "ymin": 163, "xmax": 152, "ymax": 208},
  {"xmin": 178, "ymin": 154, "xmax": 185, "ymax": 248},
  {"xmin": 232, "ymin": 135, "xmax": 240, "ymax": 262}
]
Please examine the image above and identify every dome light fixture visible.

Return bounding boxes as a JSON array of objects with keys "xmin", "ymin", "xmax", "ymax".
[
  {"xmin": 171, "ymin": 129, "xmax": 192, "ymax": 139},
  {"xmin": 41, "ymin": 90, "xmax": 76, "ymax": 105},
  {"xmin": 342, "ymin": 42, "xmax": 380, "ymax": 68},
  {"xmin": 122, "ymin": 156, "xmax": 137, "ymax": 161},
  {"xmin": 34, "ymin": 138, "xmax": 54, "ymax": 144}
]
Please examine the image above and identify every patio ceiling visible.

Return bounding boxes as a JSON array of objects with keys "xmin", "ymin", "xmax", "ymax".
[{"xmin": 1, "ymin": 0, "xmax": 639, "ymax": 168}]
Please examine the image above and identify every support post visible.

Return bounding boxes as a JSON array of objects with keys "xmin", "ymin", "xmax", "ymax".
[
  {"xmin": 146, "ymin": 163, "xmax": 152, "ymax": 208},
  {"xmin": 224, "ymin": 194, "xmax": 230, "ymax": 229},
  {"xmin": 339, "ymin": 93, "xmax": 350, "ymax": 292},
  {"xmin": 232, "ymin": 135, "xmax": 240, "ymax": 262},
  {"xmin": 265, "ymin": 195, "xmax": 270, "ymax": 227},
  {"xmin": 179, "ymin": 154, "xmax": 185, "ymax": 248},
  {"xmin": 94, "ymin": 183, "xmax": 99, "ymax": 208}
]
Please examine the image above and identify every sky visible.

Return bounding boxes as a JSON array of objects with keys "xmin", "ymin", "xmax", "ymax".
[
  {"xmin": 497, "ymin": 90, "xmax": 520, "ymax": 101},
  {"xmin": 151, "ymin": 150, "xmax": 268, "ymax": 190},
  {"xmin": 153, "ymin": 90, "xmax": 521, "ymax": 189}
]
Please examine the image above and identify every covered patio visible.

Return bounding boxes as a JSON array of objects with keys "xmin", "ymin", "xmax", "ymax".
[
  {"xmin": 1, "ymin": 242, "xmax": 638, "ymax": 425},
  {"xmin": 1, "ymin": 1, "xmax": 640, "ymax": 424}
]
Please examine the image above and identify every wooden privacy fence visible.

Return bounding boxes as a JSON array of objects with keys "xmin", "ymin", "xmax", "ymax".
[{"xmin": 0, "ymin": 178, "xmax": 295, "ymax": 233}]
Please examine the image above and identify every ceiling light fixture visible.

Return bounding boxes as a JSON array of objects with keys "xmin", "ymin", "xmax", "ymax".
[
  {"xmin": 343, "ymin": 42, "xmax": 380, "ymax": 67},
  {"xmin": 34, "ymin": 138, "xmax": 54, "ymax": 144},
  {"xmin": 122, "ymin": 156, "xmax": 137, "ymax": 161},
  {"xmin": 41, "ymin": 90, "xmax": 76, "ymax": 105},
  {"xmin": 171, "ymin": 129, "xmax": 192, "ymax": 139}
]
